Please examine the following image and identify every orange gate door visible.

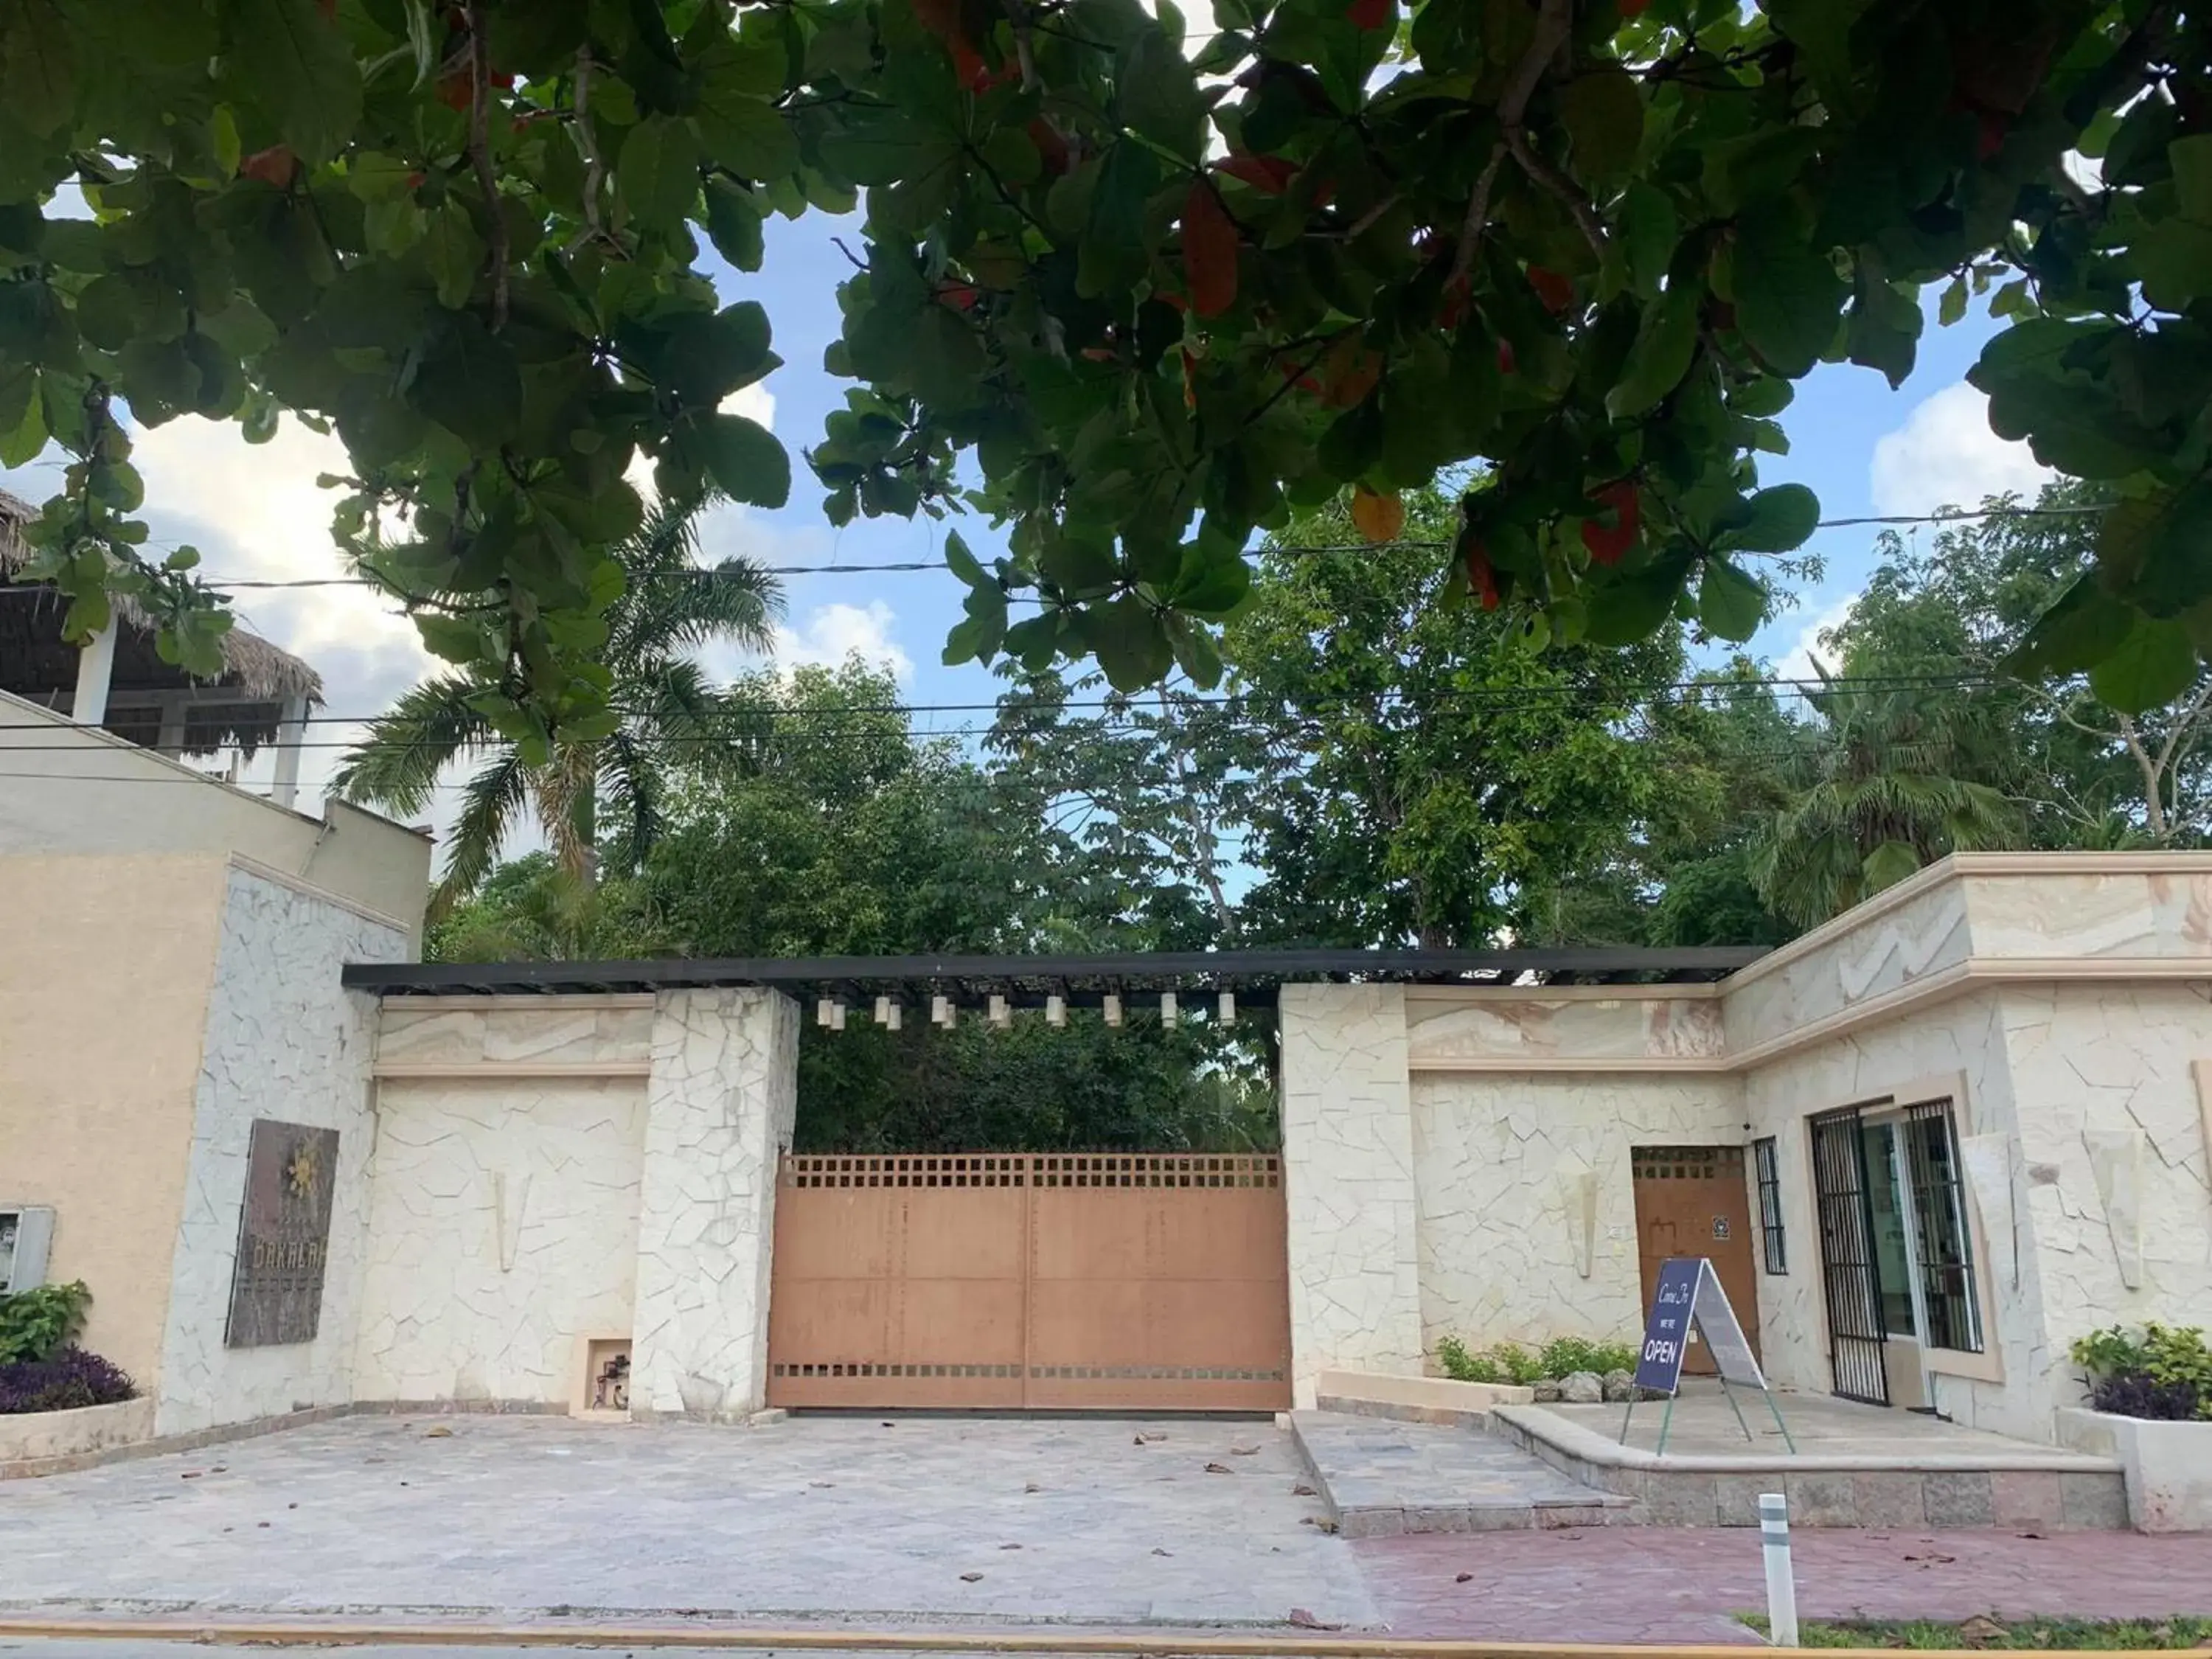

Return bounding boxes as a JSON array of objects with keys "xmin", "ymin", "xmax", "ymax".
[{"xmin": 766, "ymin": 1153, "xmax": 1290, "ymax": 1411}]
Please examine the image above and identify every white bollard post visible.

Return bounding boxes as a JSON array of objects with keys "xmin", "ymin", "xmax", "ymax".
[{"xmin": 1759, "ymin": 1492, "xmax": 1799, "ymax": 1647}]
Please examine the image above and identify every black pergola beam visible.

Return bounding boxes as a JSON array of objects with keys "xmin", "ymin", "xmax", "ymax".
[{"xmin": 342, "ymin": 945, "xmax": 1767, "ymax": 999}]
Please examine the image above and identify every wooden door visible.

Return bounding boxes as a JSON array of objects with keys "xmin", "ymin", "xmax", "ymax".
[{"xmin": 1630, "ymin": 1144, "xmax": 1761, "ymax": 1374}]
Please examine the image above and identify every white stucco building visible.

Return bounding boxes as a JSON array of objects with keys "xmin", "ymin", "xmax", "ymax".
[{"xmin": 6, "ymin": 840, "xmax": 2209, "ymax": 1492}]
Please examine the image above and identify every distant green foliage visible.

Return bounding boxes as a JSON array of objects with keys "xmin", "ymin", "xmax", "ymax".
[
  {"xmin": 0, "ymin": 1281, "xmax": 90, "ymax": 1366},
  {"xmin": 1435, "ymin": 1337, "xmax": 1500, "ymax": 1385}
]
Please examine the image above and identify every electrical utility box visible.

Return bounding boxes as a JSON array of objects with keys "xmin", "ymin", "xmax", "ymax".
[{"xmin": 0, "ymin": 1207, "xmax": 56, "ymax": 1293}]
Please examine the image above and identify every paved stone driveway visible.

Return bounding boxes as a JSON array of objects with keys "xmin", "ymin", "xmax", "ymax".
[{"xmin": 0, "ymin": 1414, "xmax": 1373, "ymax": 1630}]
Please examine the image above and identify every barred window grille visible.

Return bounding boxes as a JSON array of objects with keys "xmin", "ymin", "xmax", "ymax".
[{"xmin": 1753, "ymin": 1135, "xmax": 1787, "ymax": 1275}]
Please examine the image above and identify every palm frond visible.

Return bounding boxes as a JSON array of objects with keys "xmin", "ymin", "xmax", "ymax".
[
  {"xmin": 431, "ymin": 751, "xmax": 532, "ymax": 917},
  {"xmin": 333, "ymin": 673, "xmax": 495, "ymax": 817}
]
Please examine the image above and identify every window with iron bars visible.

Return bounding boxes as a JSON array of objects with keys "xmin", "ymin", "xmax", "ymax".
[{"xmin": 1753, "ymin": 1135, "xmax": 1787, "ymax": 1275}]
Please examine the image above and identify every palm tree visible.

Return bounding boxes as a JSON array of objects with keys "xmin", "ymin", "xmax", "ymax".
[
  {"xmin": 335, "ymin": 493, "xmax": 780, "ymax": 913},
  {"xmin": 1748, "ymin": 668, "xmax": 2023, "ymax": 930}
]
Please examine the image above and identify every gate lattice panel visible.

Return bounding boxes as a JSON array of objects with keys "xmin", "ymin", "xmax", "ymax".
[{"xmin": 766, "ymin": 1153, "xmax": 1291, "ymax": 1411}]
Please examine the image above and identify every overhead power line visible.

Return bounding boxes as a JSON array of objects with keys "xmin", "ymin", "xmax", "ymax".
[
  {"xmin": 0, "ymin": 504, "xmax": 2097, "ymax": 594},
  {"xmin": 0, "ymin": 667, "xmax": 2023, "ymax": 737}
]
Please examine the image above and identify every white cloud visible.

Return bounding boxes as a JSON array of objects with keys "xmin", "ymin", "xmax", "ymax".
[
  {"xmin": 1772, "ymin": 591, "xmax": 1858, "ymax": 686},
  {"xmin": 1869, "ymin": 381, "xmax": 2052, "ymax": 518},
  {"xmin": 770, "ymin": 600, "xmax": 914, "ymax": 682}
]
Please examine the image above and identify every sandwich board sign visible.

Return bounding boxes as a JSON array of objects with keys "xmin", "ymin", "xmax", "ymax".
[{"xmin": 1624, "ymin": 1256, "xmax": 1795, "ymax": 1453}]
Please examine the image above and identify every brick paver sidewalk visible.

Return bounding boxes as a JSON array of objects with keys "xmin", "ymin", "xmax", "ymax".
[{"xmin": 1357, "ymin": 1527, "xmax": 2212, "ymax": 1643}]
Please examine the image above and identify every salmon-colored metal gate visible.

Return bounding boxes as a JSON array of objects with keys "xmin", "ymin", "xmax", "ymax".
[{"xmin": 765, "ymin": 1153, "xmax": 1291, "ymax": 1411}]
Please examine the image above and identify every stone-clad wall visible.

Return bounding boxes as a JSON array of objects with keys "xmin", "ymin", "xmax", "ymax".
[
  {"xmin": 156, "ymin": 866, "xmax": 406, "ymax": 1436},
  {"xmin": 1279, "ymin": 983, "xmax": 1423, "ymax": 1405},
  {"xmin": 352, "ymin": 1076, "xmax": 647, "ymax": 1405},
  {"xmin": 1412, "ymin": 1074, "xmax": 1742, "ymax": 1357},
  {"xmin": 630, "ymin": 988, "xmax": 799, "ymax": 1420}
]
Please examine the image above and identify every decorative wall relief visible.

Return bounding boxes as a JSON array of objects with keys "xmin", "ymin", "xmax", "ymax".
[
  {"xmin": 2084, "ymin": 1127, "xmax": 2146, "ymax": 1290},
  {"xmin": 223, "ymin": 1119, "xmax": 340, "ymax": 1347},
  {"xmin": 1956, "ymin": 1132, "xmax": 2018, "ymax": 1291},
  {"xmin": 1560, "ymin": 1169, "xmax": 1598, "ymax": 1279}
]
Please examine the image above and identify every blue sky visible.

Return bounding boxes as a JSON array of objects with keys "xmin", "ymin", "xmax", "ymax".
[{"xmin": 3, "ymin": 204, "xmax": 2052, "ymax": 844}]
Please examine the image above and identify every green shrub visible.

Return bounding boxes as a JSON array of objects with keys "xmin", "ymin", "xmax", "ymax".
[
  {"xmin": 2072, "ymin": 1324, "xmax": 2212, "ymax": 1422},
  {"xmin": 1540, "ymin": 1336, "xmax": 1638, "ymax": 1378},
  {"xmin": 0, "ymin": 1281, "xmax": 91, "ymax": 1366},
  {"xmin": 1436, "ymin": 1336, "xmax": 1503, "ymax": 1384}
]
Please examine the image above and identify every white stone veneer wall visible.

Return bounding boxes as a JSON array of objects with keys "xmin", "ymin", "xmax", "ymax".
[
  {"xmin": 630, "ymin": 987, "xmax": 798, "ymax": 1419},
  {"xmin": 352, "ymin": 1077, "xmax": 647, "ymax": 1404},
  {"xmin": 1279, "ymin": 983, "xmax": 1424, "ymax": 1404},
  {"xmin": 2001, "ymin": 982, "xmax": 2212, "ymax": 1403},
  {"xmin": 1411, "ymin": 1074, "xmax": 1742, "ymax": 1358},
  {"xmin": 154, "ymin": 866, "xmax": 406, "ymax": 1436},
  {"xmin": 1740, "ymin": 988, "xmax": 2041, "ymax": 1437}
]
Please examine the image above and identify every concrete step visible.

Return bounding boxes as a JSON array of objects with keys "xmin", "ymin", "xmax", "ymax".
[{"xmin": 1290, "ymin": 1409, "xmax": 1632, "ymax": 1537}]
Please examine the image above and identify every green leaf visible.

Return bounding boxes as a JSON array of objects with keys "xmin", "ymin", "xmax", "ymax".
[
  {"xmin": 2005, "ymin": 573, "xmax": 2140, "ymax": 678},
  {"xmin": 0, "ymin": 367, "xmax": 45, "ymax": 467},
  {"xmin": 227, "ymin": 0, "xmax": 364, "ymax": 166},
  {"xmin": 695, "ymin": 94, "xmax": 798, "ymax": 181},
  {"xmin": 1606, "ymin": 283, "xmax": 1698, "ymax": 419},
  {"xmin": 1615, "ymin": 182, "xmax": 1676, "ymax": 300},
  {"xmin": 2170, "ymin": 134, "xmax": 2212, "ymax": 223},
  {"xmin": 943, "ymin": 528, "xmax": 989, "ymax": 587},
  {"xmin": 1938, "ymin": 275, "xmax": 1968, "ymax": 326},
  {"xmin": 1118, "ymin": 25, "xmax": 1209, "ymax": 164},
  {"xmin": 406, "ymin": 312, "xmax": 522, "ymax": 448},
  {"xmin": 0, "ymin": 0, "xmax": 75, "ymax": 137},
  {"xmin": 414, "ymin": 613, "xmax": 489, "ymax": 664},
  {"xmin": 1166, "ymin": 541, "xmax": 1251, "ymax": 615},
  {"xmin": 1697, "ymin": 557, "xmax": 1767, "ymax": 641},
  {"xmin": 703, "ymin": 176, "xmax": 765, "ymax": 271},
  {"xmin": 618, "ymin": 116, "xmax": 703, "ymax": 229},
  {"xmin": 422, "ymin": 201, "xmax": 484, "ymax": 309},
  {"xmin": 1558, "ymin": 64, "xmax": 1643, "ymax": 184},
  {"xmin": 2089, "ymin": 616, "xmax": 2199, "ymax": 715},
  {"xmin": 693, "ymin": 411, "xmax": 790, "ymax": 507},
  {"xmin": 1582, "ymin": 555, "xmax": 1691, "ymax": 646},
  {"xmin": 1085, "ymin": 595, "xmax": 1175, "ymax": 691},
  {"xmin": 1714, "ymin": 483, "xmax": 1819, "ymax": 553},
  {"xmin": 1732, "ymin": 217, "xmax": 1846, "ymax": 378},
  {"xmin": 1861, "ymin": 840, "xmax": 1922, "ymax": 897}
]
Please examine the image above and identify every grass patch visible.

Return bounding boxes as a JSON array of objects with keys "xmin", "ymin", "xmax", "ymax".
[{"xmin": 1738, "ymin": 1615, "xmax": 2212, "ymax": 1649}]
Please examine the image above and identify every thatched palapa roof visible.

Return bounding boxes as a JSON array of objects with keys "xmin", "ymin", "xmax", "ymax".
[{"xmin": 0, "ymin": 485, "xmax": 324, "ymax": 757}]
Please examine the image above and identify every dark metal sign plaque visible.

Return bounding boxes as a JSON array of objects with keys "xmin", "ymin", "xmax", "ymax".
[{"xmin": 223, "ymin": 1119, "xmax": 339, "ymax": 1349}]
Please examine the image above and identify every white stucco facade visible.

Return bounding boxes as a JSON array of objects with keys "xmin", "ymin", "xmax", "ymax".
[
  {"xmin": 154, "ymin": 866, "xmax": 407, "ymax": 1436},
  {"xmin": 1278, "ymin": 855, "xmax": 2212, "ymax": 1450},
  {"xmin": 631, "ymin": 988, "xmax": 799, "ymax": 1421}
]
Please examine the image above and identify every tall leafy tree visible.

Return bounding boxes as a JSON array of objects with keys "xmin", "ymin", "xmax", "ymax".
[
  {"xmin": 1830, "ymin": 481, "xmax": 2212, "ymax": 846},
  {"xmin": 7, "ymin": 1, "xmax": 2205, "ymax": 726},
  {"xmin": 1212, "ymin": 490, "xmax": 1690, "ymax": 948},
  {"xmin": 1747, "ymin": 673, "xmax": 2023, "ymax": 929},
  {"xmin": 335, "ymin": 492, "xmax": 778, "ymax": 908}
]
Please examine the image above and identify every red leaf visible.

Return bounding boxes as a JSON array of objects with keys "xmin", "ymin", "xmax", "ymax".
[
  {"xmin": 1079, "ymin": 346, "xmax": 1118, "ymax": 362},
  {"xmin": 1214, "ymin": 154, "xmax": 1298, "ymax": 195},
  {"xmin": 1619, "ymin": 0, "xmax": 1649, "ymax": 14},
  {"xmin": 437, "ymin": 69, "xmax": 474, "ymax": 112},
  {"xmin": 240, "ymin": 145, "xmax": 299, "ymax": 188},
  {"xmin": 1183, "ymin": 182, "xmax": 1239, "ymax": 319},
  {"xmin": 1580, "ymin": 479, "xmax": 1641, "ymax": 567},
  {"xmin": 936, "ymin": 283, "xmax": 980, "ymax": 312},
  {"xmin": 1528, "ymin": 264, "xmax": 1573, "ymax": 315},
  {"xmin": 1350, "ymin": 486, "xmax": 1407, "ymax": 544},
  {"xmin": 1347, "ymin": 0, "xmax": 1392, "ymax": 29},
  {"xmin": 1321, "ymin": 337, "xmax": 1382, "ymax": 408},
  {"xmin": 951, "ymin": 38, "xmax": 990, "ymax": 91},
  {"xmin": 1439, "ymin": 275, "xmax": 1470, "ymax": 330},
  {"xmin": 1027, "ymin": 119, "xmax": 1072, "ymax": 176},
  {"xmin": 1181, "ymin": 347, "xmax": 1199, "ymax": 411},
  {"xmin": 1496, "ymin": 338, "xmax": 1517, "ymax": 376},
  {"xmin": 1468, "ymin": 548, "xmax": 1500, "ymax": 609},
  {"xmin": 913, "ymin": 0, "xmax": 964, "ymax": 43}
]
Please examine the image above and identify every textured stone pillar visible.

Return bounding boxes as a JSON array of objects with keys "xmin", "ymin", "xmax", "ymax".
[
  {"xmin": 1279, "ymin": 982, "xmax": 1425, "ymax": 1406},
  {"xmin": 631, "ymin": 987, "xmax": 799, "ymax": 1419}
]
